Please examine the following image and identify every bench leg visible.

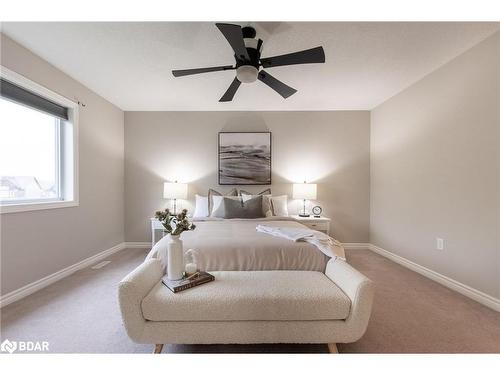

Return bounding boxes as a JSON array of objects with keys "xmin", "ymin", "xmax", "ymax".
[
  {"xmin": 328, "ymin": 343, "xmax": 339, "ymax": 354},
  {"xmin": 154, "ymin": 344, "xmax": 164, "ymax": 354}
]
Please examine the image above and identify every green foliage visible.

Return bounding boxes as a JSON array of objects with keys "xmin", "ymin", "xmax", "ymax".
[{"xmin": 154, "ymin": 208, "xmax": 196, "ymax": 236}]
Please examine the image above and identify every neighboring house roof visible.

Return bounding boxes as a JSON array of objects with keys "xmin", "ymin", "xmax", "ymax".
[
  {"xmin": 1, "ymin": 176, "xmax": 42, "ymax": 191},
  {"xmin": 0, "ymin": 176, "xmax": 55, "ymax": 199}
]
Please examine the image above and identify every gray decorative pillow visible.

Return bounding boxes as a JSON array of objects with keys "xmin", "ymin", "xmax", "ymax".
[
  {"xmin": 210, "ymin": 195, "xmax": 240, "ymax": 217},
  {"xmin": 239, "ymin": 188, "xmax": 271, "ymax": 196},
  {"xmin": 211, "ymin": 195, "xmax": 263, "ymax": 219},
  {"xmin": 240, "ymin": 188, "xmax": 273, "ymax": 217},
  {"xmin": 208, "ymin": 188, "xmax": 237, "ymax": 213}
]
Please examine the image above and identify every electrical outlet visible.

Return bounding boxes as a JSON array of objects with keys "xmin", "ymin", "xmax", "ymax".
[{"xmin": 436, "ymin": 238, "xmax": 444, "ymax": 250}]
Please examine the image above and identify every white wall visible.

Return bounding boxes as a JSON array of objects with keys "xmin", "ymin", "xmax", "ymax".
[
  {"xmin": 0, "ymin": 34, "xmax": 125, "ymax": 295},
  {"xmin": 370, "ymin": 32, "xmax": 500, "ymax": 298},
  {"xmin": 124, "ymin": 111, "xmax": 370, "ymax": 243}
]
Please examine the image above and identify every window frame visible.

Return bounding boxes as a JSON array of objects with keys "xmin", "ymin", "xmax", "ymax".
[{"xmin": 0, "ymin": 66, "xmax": 79, "ymax": 214}]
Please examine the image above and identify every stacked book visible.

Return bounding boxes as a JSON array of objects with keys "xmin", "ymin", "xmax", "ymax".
[{"xmin": 162, "ymin": 271, "xmax": 215, "ymax": 293}]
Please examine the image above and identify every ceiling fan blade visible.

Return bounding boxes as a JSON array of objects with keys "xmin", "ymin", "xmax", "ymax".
[
  {"xmin": 260, "ymin": 46, "xmax": 325, "ymax": 68},
  {"xmin": 216, "ymin": 23, "xmax": 250, "ymax": 62},
  {"xmin": 258, "ymin": 71, "xmax": 297, "ymax": 99},
  {"xmin": 172, "ymin": 65, "xmax": 234, "ymax": 77},
  {"xmin": 219, "ymin": 77, "xmax": 241, "ymax": 102}
]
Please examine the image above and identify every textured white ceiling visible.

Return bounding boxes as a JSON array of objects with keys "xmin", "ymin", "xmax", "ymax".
[{"xmin": 2, "ymin": 22, "xmax": 499, "ymax": 110}]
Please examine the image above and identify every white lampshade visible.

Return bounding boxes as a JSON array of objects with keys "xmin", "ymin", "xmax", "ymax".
[
  {"xmin": 292, "ymin": 183, "xmax": 317, "ymax": 200},
  {"xmin": 163, "ymin": 182, "xmax": 187, "ymax": 200}
]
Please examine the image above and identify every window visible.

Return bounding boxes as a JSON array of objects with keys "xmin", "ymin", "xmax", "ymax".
[
  {"xmin": 0, "ymin": 67, "xmax": 78, "ymax": 213},
  {"xmin": 0, "ymin": 99, "xmax": 61, "ymax": 202}
]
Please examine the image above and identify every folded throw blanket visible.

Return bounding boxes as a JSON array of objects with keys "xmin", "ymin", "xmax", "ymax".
[{"xmin": 256, "ymin": 224, "xmax": 346, "ymax": 260}]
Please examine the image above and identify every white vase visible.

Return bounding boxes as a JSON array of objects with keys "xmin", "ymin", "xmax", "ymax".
[{"xmin": 167, "ymin": 234, "xmax": 184, "ymax": 280}]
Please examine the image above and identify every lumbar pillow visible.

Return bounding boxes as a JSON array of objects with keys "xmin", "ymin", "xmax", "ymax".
[
  {"xmin": 211, "ymin": 195, "xmax": 263, "ymax": 219},
  {"xmin": 192, "ymin": 194, "xmax": 209, "ymax": 217},
  {"xmin": 270, "ymin": 195, "xmax": 289, "ymax": 217},
  {"xmin": 208, "ymin": 188, "xmax": 238, "ymax": 213}
]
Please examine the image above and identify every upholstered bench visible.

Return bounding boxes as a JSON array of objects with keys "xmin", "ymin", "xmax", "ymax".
[{"xmin": 118, "ymin": 258, "xmax": 374, "ymax": 353}]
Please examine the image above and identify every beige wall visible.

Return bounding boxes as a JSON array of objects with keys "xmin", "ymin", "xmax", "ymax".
[
  {"xmin": 0, "ymin": 34, "xmax": 125, "ymax": 295},
  {"xmin": 3, "ymin": 28, "xmax": 497, "ymax": 303},
  {"xmin": 125, "ymin": 111, "xmax": 370, "ymax": 243},
  {"xmin": 370, "ymin": 32, "xmax": 500, "ymax": 298}
]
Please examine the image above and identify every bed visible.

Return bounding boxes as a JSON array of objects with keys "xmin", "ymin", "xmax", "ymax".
[
  {"xmin": 121, "ymin": 217, "xmax": 373, "ymax": 352},
  {"xmin": 146, "ymin": 217, "xmax": 335, "ymax": 272}
]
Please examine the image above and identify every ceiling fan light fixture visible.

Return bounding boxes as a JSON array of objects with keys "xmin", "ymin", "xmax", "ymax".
[{"xmin": 236, "ymin": 65, "xmax": 258, "ymax": 83}]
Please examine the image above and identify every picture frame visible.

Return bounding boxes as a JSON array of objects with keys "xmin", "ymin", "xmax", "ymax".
[{"xmin": 218, "ymin": 132, "xmax": 272, "ymax": 185}]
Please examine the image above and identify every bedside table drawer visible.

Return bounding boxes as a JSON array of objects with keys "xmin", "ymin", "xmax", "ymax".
[
  {"xmin": 290, "ymin": 215, "xmax": 331, "ymax": 235},
  {"xmin": 303, "ymin": 222, "xmax": 329, "ymax": 232}
]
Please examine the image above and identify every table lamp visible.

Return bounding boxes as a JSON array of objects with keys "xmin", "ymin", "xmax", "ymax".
[
  {"xmin": 293, "ymin": 182, "xmax": 317, "ymax": 217},
  {"xmin": 163, "ymin": 181, "xmax": 187, "ymax": 214}
]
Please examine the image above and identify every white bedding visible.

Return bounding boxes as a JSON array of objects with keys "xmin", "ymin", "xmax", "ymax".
[
  {"xmin": 256, "ymin": 223, "xmax": 345, "ymax": 259},
  {"xmin": 147, "ymin": 217, "xmax": 330, "ymax": 272}
]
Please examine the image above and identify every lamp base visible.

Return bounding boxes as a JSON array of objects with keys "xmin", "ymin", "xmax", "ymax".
[{"xmin": 298, "ymin": 214, "xmax": 310, "ymax": 217}]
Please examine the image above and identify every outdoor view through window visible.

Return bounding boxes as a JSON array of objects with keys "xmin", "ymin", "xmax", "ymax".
[{"xmin": 0, "ymin": 98, "xmax": 60, "ymax": 203}]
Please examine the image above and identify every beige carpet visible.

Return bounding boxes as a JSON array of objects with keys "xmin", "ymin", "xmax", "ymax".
[{"xmin": 1, "ymin": 248, "xmax": 499, "ymax": 353}]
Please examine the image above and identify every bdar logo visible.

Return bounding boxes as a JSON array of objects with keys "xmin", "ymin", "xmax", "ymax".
[
  {"xmin": 1, "ymin": 339, "xmax": 17, "ymax": 354},
  {"xmin": 0, "ymin": 339, "xmax": 49, "ymax": 353}
]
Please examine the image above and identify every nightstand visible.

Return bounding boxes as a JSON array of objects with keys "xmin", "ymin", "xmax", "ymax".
[
  {"xmin": 290, "ymin": 215, "xmax": 331, "ymax": 235},
  {"xmin": 150, "ymin": 218, "xmax": 165, "ymax": 247}
]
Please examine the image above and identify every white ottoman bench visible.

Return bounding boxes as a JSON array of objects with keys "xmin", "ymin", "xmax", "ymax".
[{"xmin": 119, "ymin": 258, "xmax": 374, "ymax": 353}]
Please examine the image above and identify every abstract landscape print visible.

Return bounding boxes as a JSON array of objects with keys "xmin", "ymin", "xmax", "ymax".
[{"xmin": 218, "ymin": 132, "xmax": 271, "ymax": 185}]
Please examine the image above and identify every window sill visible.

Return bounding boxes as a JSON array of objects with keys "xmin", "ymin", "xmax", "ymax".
[{"xmin": 0, "ymin": 200, "xmax": 79, "ymax": 214}]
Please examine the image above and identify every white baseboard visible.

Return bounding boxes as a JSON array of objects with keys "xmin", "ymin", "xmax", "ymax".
[
  {"xmin": 0, "ymin": 242, "xmax": 127, "ymax": 308},
  {"xmin": 124, "ymin": 242, "xmax": 151, "ymax": 249},
  {"xmin": 369, "ymin": 244, "xmax": 500, "ymax": 312}
]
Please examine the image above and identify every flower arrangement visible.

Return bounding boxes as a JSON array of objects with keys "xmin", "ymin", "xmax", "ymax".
[{"xmin": 155, "ymin": 208, "xmax": 196, "ymax": 236}]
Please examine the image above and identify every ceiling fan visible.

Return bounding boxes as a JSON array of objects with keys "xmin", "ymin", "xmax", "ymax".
[{"xmin": 172, "ymin": 23, "xmax": 325, "ymax": 102}]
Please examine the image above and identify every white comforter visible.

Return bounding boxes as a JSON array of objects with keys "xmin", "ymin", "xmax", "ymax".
[{"xmin": 147, "ymin": 217, "xmax": 332, "ymax": 272}]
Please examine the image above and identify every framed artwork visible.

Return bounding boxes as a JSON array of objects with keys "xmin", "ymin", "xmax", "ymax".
[{"xmin": 218, "ymin": 132, "xmax": 271, "ymax": 185}]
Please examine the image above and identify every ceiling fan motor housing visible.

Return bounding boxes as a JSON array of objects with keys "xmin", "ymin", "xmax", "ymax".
[
  {"xmin": 235, "ymin": 26, "xmax": 262, "ymax": 83},
  {"xmin": 242, "ymin": 26, "xmax": 256, "ymax": 38}
]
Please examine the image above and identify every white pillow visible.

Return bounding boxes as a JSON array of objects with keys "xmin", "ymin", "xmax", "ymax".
[
  {"xmin": 271, "ymin": 195, "xmax": 289, "ymax": 217},
  {"xmin": 242, "ymin": 193, "xmax": 273, "ymax": 217},
  {"xmin": 210, "ymin": 195, "xmax": 223, "ymax": 215},
  {"xmin": 193, "ymin": 194, "xmax": 209, "ymax": 217}
]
